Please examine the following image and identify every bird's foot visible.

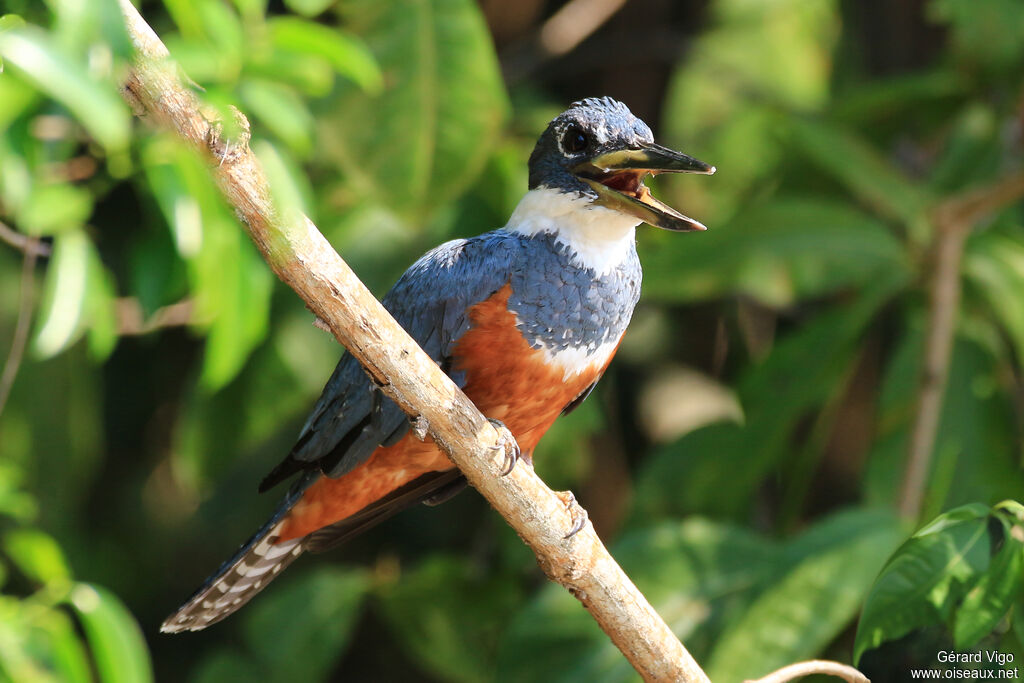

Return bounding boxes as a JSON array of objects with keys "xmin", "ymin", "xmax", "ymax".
[
  {"xmin": 555, "ymin": 490, "xmax": 589, "ymax": 539},
  {"xmin": 487, "ymin": 418, "xmax": 522, "ymax": 476}
]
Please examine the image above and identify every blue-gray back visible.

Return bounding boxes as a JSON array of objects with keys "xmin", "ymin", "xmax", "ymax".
[{"xmin": 283, "ymin": 229, "xmax": 641, "ymax": 479}]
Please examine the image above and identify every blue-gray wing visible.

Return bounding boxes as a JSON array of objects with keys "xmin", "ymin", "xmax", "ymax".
[{"xmin": 259, "ymin": 230, "xmax": 521, "ymax": 490}]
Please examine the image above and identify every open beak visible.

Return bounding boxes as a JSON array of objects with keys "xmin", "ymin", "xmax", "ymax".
[{"xmin": 572, "ymin": 142, "xmax": 715, "ymax": 231}]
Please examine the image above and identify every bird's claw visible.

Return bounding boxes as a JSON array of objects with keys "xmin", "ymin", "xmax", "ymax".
[
  {"xmin": 555, "ymin": 490, "xmax": 589, "ymax": 539},
  {"xmin": 487, "ymin": 418, "xmax": 521, "ymax": 476}
]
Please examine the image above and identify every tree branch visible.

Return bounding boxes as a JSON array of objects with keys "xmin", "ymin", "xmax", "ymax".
[
  {"xmin": 116, "ymin": 1, "xmax": 709, "ymax": 680},
  {"xmin": 899, "ymin": 171, "xmax": 1024, "ymax": 520},
  {"xmin": 746, "ymin": 659, "xmax": 869, "ymax": 683},
  {"xmin": 0, "ymin": 236, "xmax": 40, "ymax": 418},
  {"xmin": 537, "ymin": 0, "xmax": 629, "ymax": 57},
  {"xmin": 0, "ymin": 220, "xmax": 51, "ymax": 257}
]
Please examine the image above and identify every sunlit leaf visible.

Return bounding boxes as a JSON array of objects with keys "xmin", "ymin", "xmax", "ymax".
[
  {"xmin": 326, "ymin": 0, "xmax": 509, "ymax": 216},
  {"xmin": 0, "ymin": 13, "xmax": 26, "ymax": 73},
  {"xmin": 140, "ymin": 135, "xmax": 273, "ymax": 389},
  {"xmin": 240, "ymin": 80, "xmax": 314, "ymax": 156},
  {"xmin": 18, "ymin": 183, "xmax": 92, "ymax": 236},
  {"xmin": 268, "ymin": 17, "xmax": 382, "ymax": 93},
  {"xmin": 284, "ymin": 0, "xmax": 336, "ymax": 17},
  {"xmin": 68, "ymin": 583, "xmax": 153, "ymax": 683},
  {"xmin": 2, "ymin": 529, "xmax": 70, "ymax": 584},
  {"xmin": 707, "ymin": 509, "xmax": 905, "ymax": 681},
  {"xmin": 33, "ymin": 230, "xmax": 91, "ymax": 358},
  {"xmin": 662, "ymin": 0, "xmax": 839, "ymax": 220},
  {"xmin": 0, "ymin": 75, "xmax": 37, "ymax": 131},
  {"xmin": 48, "ymin": 0, "xmax": 131, "ymax": 60},
  {"xmin": 253, "ymin": 139, "xmax": 312, "ymax": 220},
  {"xmin": 37, "ymin": 609, "xmax": 93, "ymax": 683},
  {"xmin": 854, "ymin": 504, "xmax": 992, "ymax": 662},
  {"xmin": 0, "ymin": 26, "xmax": 129, "ymax": 151},
  {"xmin": 953, "ymin": 509, "xmax": 1024, "ymax": 648}
]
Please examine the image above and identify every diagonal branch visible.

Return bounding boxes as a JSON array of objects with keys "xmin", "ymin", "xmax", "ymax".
[
  {"xmin": 0, "ymin": 220, "xmax": 51, "ymax": 257},
  {"xmin": 899, "ymin": 171, "xmax": 1024, "ymax": 520},
  {"xmin": 115, "ymin": 1, "xmax": 708, "ymax": 680}
]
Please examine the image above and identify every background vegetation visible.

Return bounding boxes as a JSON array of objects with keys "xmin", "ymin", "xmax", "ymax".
[{"xmin": 0, "ymin": 0, "xmax": 1023, "ymax": 680}]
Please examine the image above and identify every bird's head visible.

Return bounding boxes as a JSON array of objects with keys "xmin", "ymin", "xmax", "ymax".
[{"xmin": 528, "ymin": 97, "xmax": 715, "ymax": 232}]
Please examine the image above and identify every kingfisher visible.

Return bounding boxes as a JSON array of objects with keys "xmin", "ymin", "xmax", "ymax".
[{"xmin": 162, "ymin": 97, "xmax": 714, "ymax": 632}]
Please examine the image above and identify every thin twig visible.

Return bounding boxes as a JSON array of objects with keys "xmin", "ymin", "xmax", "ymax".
[
  {"xmin": 115, "ymin": 298, "xmax": 194, "ymax": 335},
  {"xmin": 116, "ymin": 2, "xmax": 709, "ymax": 680},
  {"xmin": 0, "ymin": 239, "xmax": 40, "ymax": 418},
  {"xmin": 538, "ymin": 0, "xmax": 629, "ymax": 56},
  {"xmin": 746, "ymin": 659, "xmax": 870, "ymax": 683},
  {"xmin": 0, "ymin": 220, "xmax": 51, "ymax": 257},
  {"xmin": 899, "ymin": 171, "xmax": 1024, "ymax": 520}
]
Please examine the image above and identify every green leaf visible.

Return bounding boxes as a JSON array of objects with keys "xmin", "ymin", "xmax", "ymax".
[
  {"xmin": 965, "ymin": 233, "xmax": 1024, "ymax": 364},
  {"xmin": 661, "ymin": 0, "xmax": 839, "ymax": 220},
  {"xmin": 48, "ymin": 0, "xmax": 131, "ymax": 60},
  {"xmin": 640, "ymin": 197, "xmax": 909, "ymax": 307},
  {"xmin": 326, "ymin": 0, "xmax": 509, "ymax": 216},
  {"xmin": 197, "ymin": 228, "xmax": 273, "ymax": 390},
  {"xmin": 707, "ymin": 509, "xmax": 905, "ymax": 681},
  {"xmin": 787, "ymin": 118, "xmax": 931, "ymax": 224},
  {"xmin": 927, "ymin": 103, "xmax": 1003, "ymax": 193},
  {"xmin": 634, "ymin": 274, "xmax": 905, "ymax": 519},
  {"xmin": 2, "ymin": 529, "xmax": 70, "ymax": 584},
  {"xmin": 377, "ymin": 555, "xmax": 523, "ymax": 683},
  {"xmin": 141, "ymin": 135, "xmax": 273, "ymax": 389},
  {"xmin": 929, "ymin": 0, "xmax": 1024, "ymax": 70},
  {"xmin": 0, "ymin": 75, "xmax": 37, "ymax": 131},
  {"xmin": 497, "ymin": 519, "xmax": 779, "ymax": 683},
  {"xmin": 33, "ymin": 230, "xmax": 91, "ymax": 359},
  {"xmin": 240, "ymin": 80, "xmax": 314, "ymax": 156},
  {"xmin": 67, "ymin": 583, "xmax": 153, "ymax": 683},
  {"xmin": 0, "ymin": 26, "xmax": 129, "ymax": 152},
  {"xmin": 243, "ymin": 567, "xmax": 368, "ymax": 680},
  {"xmin": 268, "ymin": 17, "xmax": 382, "ymax": 93},
  {"xmin": 953, "ymin": 510, "xmax": 1024, "ymax": 648},
  {"xmin": 253, "ymin": 139, "xmax": 312, "ymax": 221},
  {"xmin": 0, "ymin": 14, "xmax": 27, "ymax": 73},
  {"xmin": 283, "ymin": 0, "xmax": 336, "ymax": 17},
  {"xmin": 18, "ymin": 183, "xmax": 93, "ymax": 236},
  {"xmin": 37, "ymin": 609, "xmax": 93, "ymax": 683},
  {"xmin": 863, "ymin": 327, "xmax": 1022, "ymax": 515},
  {"xmin": 854, "ymin": 504, "xmax": 992, "ymax": 662},
  {"xmin": 31, "ymin": 229, "xmax": 117, "ymax": 360}
]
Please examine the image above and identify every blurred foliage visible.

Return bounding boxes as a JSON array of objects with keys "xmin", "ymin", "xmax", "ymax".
[{"xmin": 0, "ymin": 0, "xmax": 1022, "ymax": 681}]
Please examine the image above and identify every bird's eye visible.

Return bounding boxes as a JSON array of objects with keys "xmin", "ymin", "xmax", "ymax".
[{"xmin": 561, "ymin": 125, "xmax": 590, "ymax": 154}]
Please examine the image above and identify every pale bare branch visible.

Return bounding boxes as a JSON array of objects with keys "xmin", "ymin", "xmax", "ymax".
[
  {"xmin": 747, "ymin": 659, "xmax": 870, "ymax": 683},
  {"xmin": 116, "ymin": 1, "xmax": 708, "ymax": 680}
]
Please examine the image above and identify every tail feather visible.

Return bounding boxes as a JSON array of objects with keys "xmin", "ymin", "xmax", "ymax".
[
  {"xmin": 162, "ymin": 467, "xmax": 467, "ymax": 632},
  {"xmin": 161, "ymin": 474, "xmax": 316, "ymax": 633}
]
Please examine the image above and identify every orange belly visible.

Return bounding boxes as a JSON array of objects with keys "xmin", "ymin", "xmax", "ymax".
[{"xmin": 277, "ymin": 284, "xmax": 613, "ymax": 541}]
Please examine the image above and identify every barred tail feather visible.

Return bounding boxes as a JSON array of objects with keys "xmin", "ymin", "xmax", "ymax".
[{"xmin": 161, "ymin": 474, "xmax": 317, "ymax": 633}]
